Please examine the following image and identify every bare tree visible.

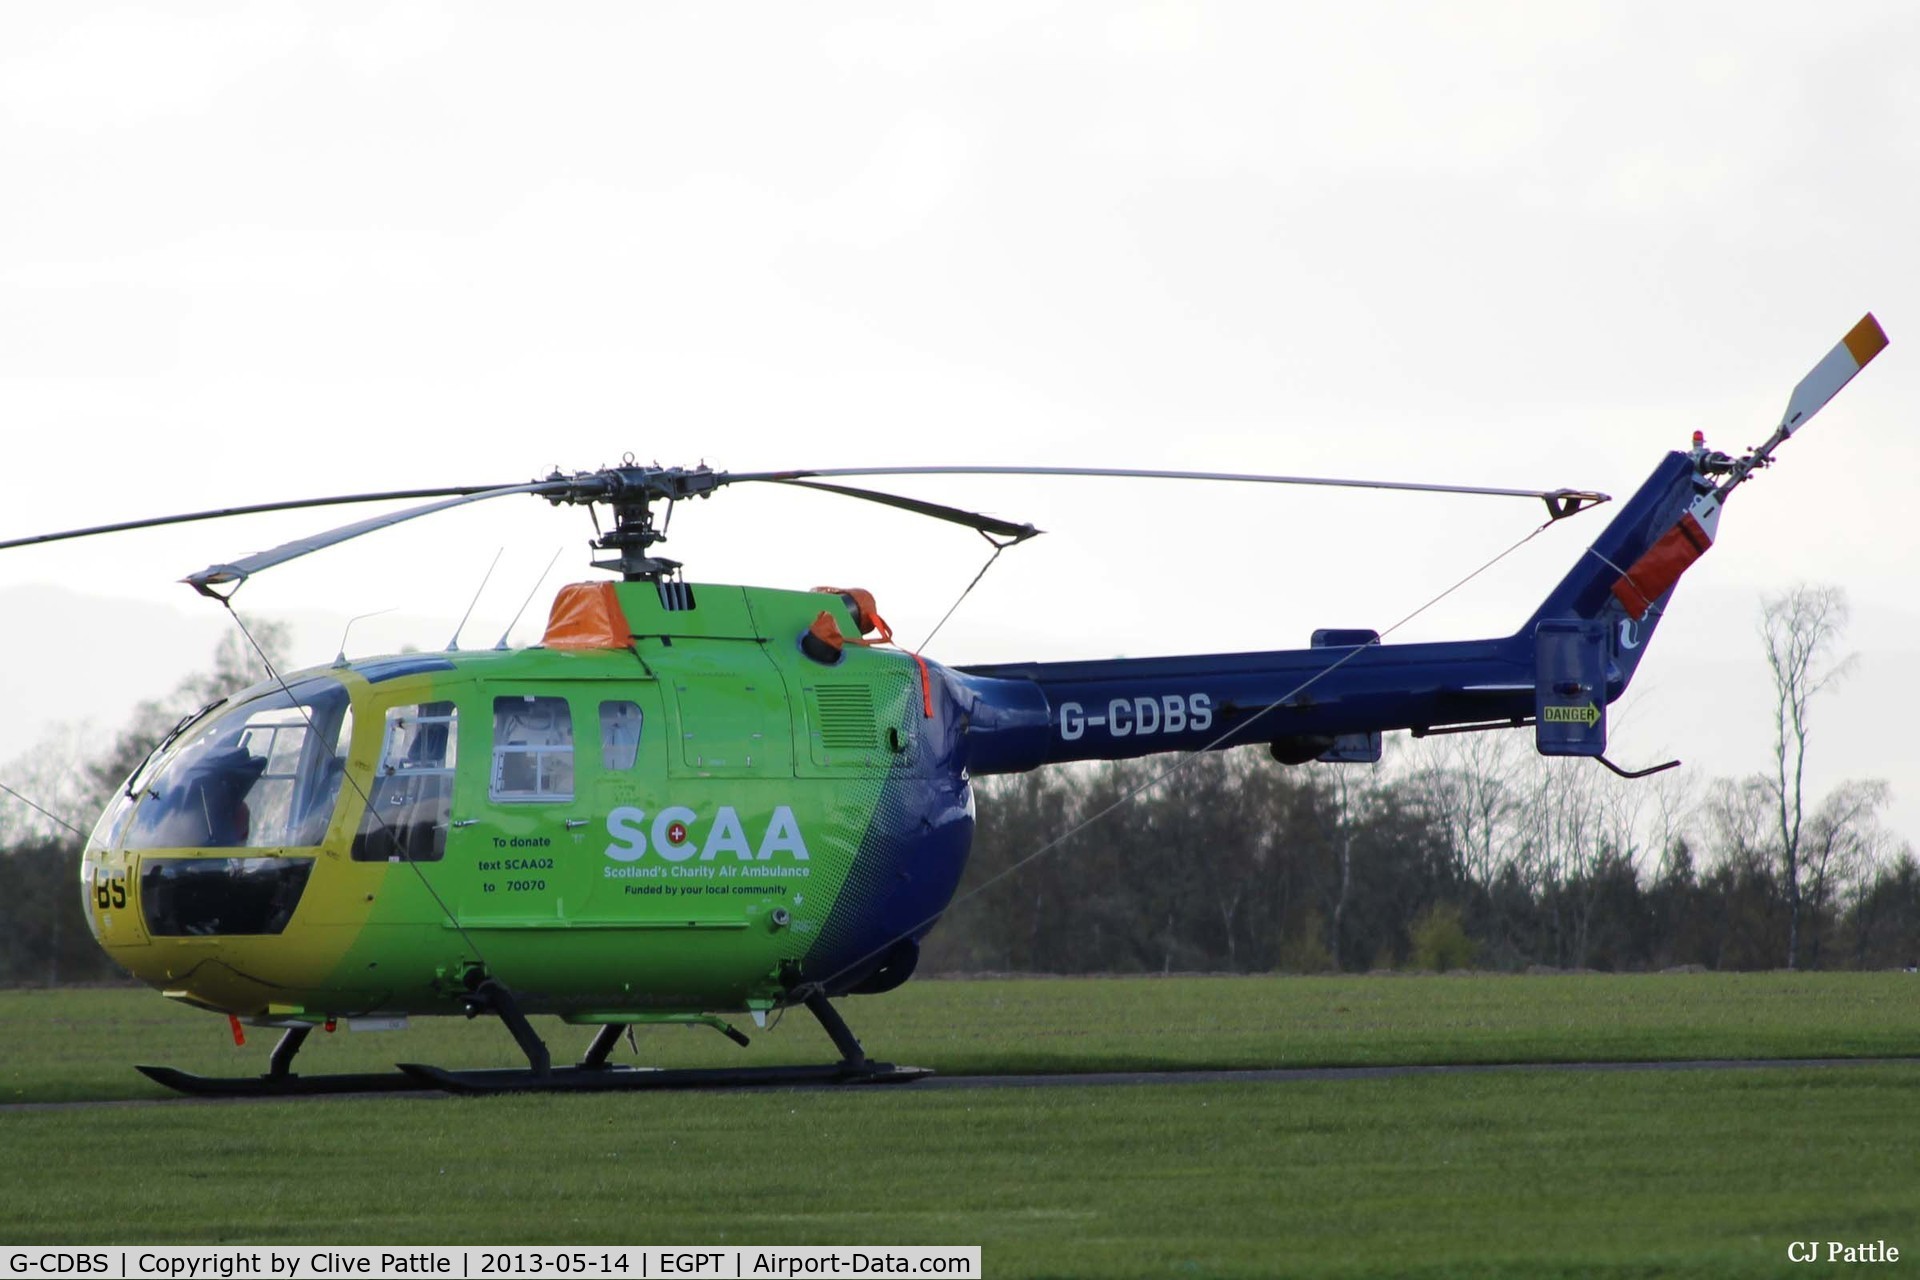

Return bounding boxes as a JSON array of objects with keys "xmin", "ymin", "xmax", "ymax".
[
  {"xmin": 1800, "ymin": 778, "xmax": 1894, "ymax": 967},
  {"xmin": 1527, "ymin": 755, "xmax": 1600, "ymax": 966},
  {"xmin": 1403, "ymin": 731, "xmax": 1525, "ymax": 922},
  {"xmin": 1760, "ymin": 584, "xmax": 1857, "ymax": 969},
  {"xmin": 1707, "ymin": 776, "xmax": 1774, "ymax": 875},
  {"xmin": 1317, "ymin": 761, "xmax": 1357, "ymax": 964},
  {"xmin": 1, "ymin": 725, "xmax": 97, "ymax": 843}
]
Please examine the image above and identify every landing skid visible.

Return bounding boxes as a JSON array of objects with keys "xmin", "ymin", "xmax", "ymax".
[
  {"xmin": 397, "ymin": 1060, "xmax": 931, "ymax": 1095},
  {"xmin": 137, "ymin": 1023, "xmax": 428, "ymax": 1097},
  {"xmin": 134, "ymin": 1063, "xmax": 425, "ymax": 1097},
  {"xmin": 136, "ymin": 987, "xmax": 929, "ymax": 1099}
]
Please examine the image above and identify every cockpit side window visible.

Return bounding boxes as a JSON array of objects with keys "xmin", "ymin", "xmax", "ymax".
[
  {"xmin": 599, "ymin": 700, "xmax": 644, "ymax": 771},
  {"xmin": 491, "ymin": 695, "xmax": 575, "ymax": 802},
  {"xmin": 352, "ymin": 702, "xmax": 457, "ymax": 862},
  {"xmin": 124, "ymin": 679, "xmax": 353, "ymax": 851}
]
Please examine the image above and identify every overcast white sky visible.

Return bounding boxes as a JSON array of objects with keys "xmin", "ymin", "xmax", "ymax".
[{"xmin": 3, "ymin": 2, "xmax": 1916, "ymax": 844}]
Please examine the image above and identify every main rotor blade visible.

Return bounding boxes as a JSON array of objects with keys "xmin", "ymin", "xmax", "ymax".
[
  {"xmin": 757, "ymin": 478, "xmax": 1041, "ymax": 543},
  {"xmin": 0, "ymin": 486, "xmax": 522, "ymax": 555},
  {"xmin": 1777, "ymin": 312, "xmax": 1889, "ymax": 438},
  {"xmin": 184, "ymin": 480, "xmax": 570, "ymax": 594},
  {"xmin": 738, "ymin": 465, "xmax": 1610, "ymax": 512}
]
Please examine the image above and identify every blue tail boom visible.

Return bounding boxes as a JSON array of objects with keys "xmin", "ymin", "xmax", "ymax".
[{"xmin": 948, "ymin": 450, "xmax": 1711, "ymax": 775}]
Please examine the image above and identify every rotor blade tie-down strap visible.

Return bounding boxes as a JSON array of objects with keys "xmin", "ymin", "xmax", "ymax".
[{"xmin": 817, "ymin": 587, "xmax": 933, "ymax": 718}]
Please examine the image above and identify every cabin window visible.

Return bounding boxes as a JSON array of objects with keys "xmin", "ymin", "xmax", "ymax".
[
  {"xmin": 141, "ymin": 856, "xmax": 314, "ymax": 936},
  {"xmin": 599, "ymin": 700, "xmax": 644, "ymax": 771},
  {"xmin": 352, "ymin": 702, "xmax": 457, "ymax": 862},
  {"xmin": 125, "ymin": 678, "xmax": 354, "ymax": 851},
  {"xmin": 491, "ymin": 696, "xmax": 575, "ymax": 802}
]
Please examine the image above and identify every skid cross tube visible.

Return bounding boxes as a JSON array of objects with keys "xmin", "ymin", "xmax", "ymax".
[
  {"xmin": 468, "ymin": 980, "xmax": 551, "ymax": 1077},
  {"xmin": 579, "ymin": 1024, "xmax": 624, "ymax": 1070},
  {"xmin": 806, "ymin": 992, "xmax": 868, "ymax": 1067},
  {"xmin": 267, "ymin": 1026, "xmax": 312, "ymax": 1079}
]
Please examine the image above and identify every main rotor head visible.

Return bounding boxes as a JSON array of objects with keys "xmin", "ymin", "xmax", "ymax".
[{"xmin": 536, "ymin": 461, "xmax": 726, "ymax": 580}]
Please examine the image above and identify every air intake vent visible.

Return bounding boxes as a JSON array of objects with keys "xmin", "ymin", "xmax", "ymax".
[
  {"xmin": 812, "ymin": 685, "xmax": 877, "ymax": 750},
  {"xmin": 657, "ymin": 581, "xmax": 697, "ymax": 612}
]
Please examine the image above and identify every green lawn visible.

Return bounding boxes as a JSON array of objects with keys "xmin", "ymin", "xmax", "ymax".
[
  {"xmin": 0, "ymin": 1066, "xmax": 1911, "ymax": 1278},
  {"xmin": 1, "ymin": 972, "xmax": 1915, "ymax": 1103},
  {"xmin": 1, "ymin": 975, "xmax": 1914, "ymax": 1277}
]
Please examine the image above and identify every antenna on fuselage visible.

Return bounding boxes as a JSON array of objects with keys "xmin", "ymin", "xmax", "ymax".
[
  {"xmin": 333, "ymin": 608, "xmax": 396, "ymax": 668},
  {"xmin": 447, "ymin": 548, "xmax": 504, "ymax": 651},
  {"xmin": 495, "ymin": 547, "xmax": 564, "ymax": 650}
]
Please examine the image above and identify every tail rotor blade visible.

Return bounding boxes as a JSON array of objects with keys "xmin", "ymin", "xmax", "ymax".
[
  {"xmin": 1713, "ymin": 312, "xmax": 1889, "ymax": 501},
  {"xmin": 1779, "ymin": 313, "xmax": 1889, "ymax": 438}
]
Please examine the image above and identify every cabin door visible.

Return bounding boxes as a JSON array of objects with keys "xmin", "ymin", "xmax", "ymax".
[{"xmin": 446, "ymin": 681, "xmax": 664, "ymax": 926}]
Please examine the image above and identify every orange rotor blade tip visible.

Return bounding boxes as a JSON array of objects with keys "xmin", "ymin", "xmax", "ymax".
[{"xmin": 1844, "ymin": 313, "xmax": 1889, "ymax": 367}]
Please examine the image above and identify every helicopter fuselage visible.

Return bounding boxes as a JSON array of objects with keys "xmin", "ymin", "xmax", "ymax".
[
  {"xmin": 80, "ymin": 583, "xmax": 974, "ymax": 1025},
  {"xmin": 79, "ymin": 451, "xmax": 1702, "ymax": 1031}
]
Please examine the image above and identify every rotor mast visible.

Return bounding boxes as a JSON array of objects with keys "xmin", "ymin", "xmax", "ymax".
[{"xmin": 544, "ymin": 462, "xmax": 723, "ymax": 581}]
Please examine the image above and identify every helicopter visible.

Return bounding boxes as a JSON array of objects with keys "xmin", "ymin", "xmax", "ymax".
[{"xmin": 4, "ymin": 313, "xmax": 1886, "ymax": 1096}]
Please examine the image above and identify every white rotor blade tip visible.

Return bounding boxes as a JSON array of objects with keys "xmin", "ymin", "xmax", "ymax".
[{"xmin": 1779, "ymin": 312, "xmax": 1890, "ymax": 436}]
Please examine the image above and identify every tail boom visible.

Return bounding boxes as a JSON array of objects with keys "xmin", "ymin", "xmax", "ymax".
[{"xmin": 951, "ymin": 449, "xmax": 1713, "ymax": 774}]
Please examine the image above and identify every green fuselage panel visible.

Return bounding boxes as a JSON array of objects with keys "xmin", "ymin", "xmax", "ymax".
[{"xmin": 82, "ymin": 581, "xmax": 941, "ymax": 1019}]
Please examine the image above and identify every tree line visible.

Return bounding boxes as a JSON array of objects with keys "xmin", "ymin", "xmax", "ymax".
[
  {"xmin": 924, "ymin": 584, "xmax": 1918, "ymax": 975},
  {"xmin": 921, "ymin": 736, "xmax": 1920, "ymax": 975}
]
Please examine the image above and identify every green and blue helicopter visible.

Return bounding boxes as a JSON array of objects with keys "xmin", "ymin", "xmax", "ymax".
[{"xmin": 4, "ymin": 314, "xmax": 1887, "ymax": 1095}]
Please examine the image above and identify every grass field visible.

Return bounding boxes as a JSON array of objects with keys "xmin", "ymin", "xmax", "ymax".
[
  {"xmin": 1, "ymin": 974, "xmax": 1916, "ymax": 1277},
  {"xmin": 4, "ymin": 971, "xmax": 1918, "ymax": 1104}
]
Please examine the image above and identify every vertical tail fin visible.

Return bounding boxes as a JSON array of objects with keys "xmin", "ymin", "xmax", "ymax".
[
  {"xmin": 1520, "ymin": 451, "xmax": 1706, "ymax": 693},
  {"xmin": 1527, "ymin": 312, "xmax": 1890, "ymax": 695}
]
